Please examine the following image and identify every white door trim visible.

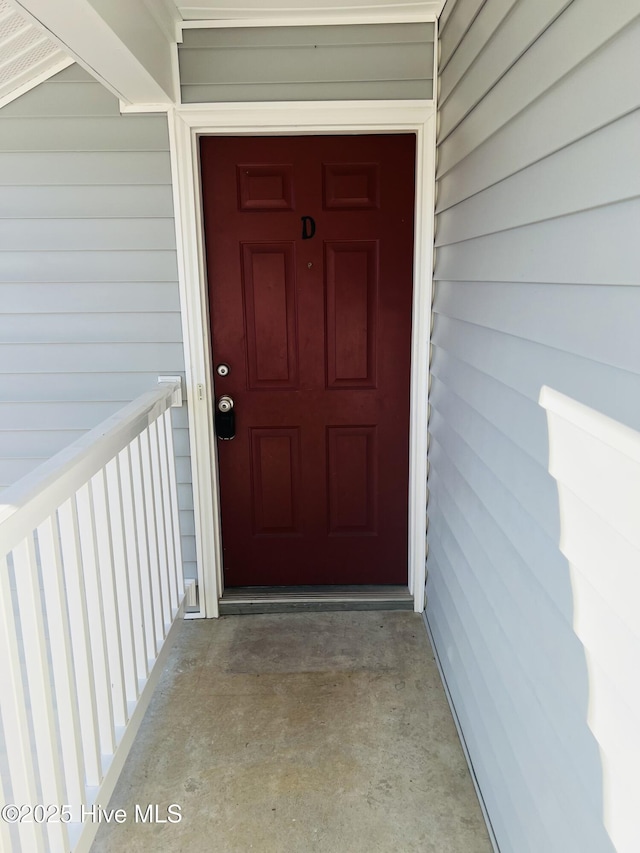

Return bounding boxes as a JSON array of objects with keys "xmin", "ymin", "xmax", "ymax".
[{"xmin": 168, "ymin": 99, "xmax": 436, "ymax": 616}]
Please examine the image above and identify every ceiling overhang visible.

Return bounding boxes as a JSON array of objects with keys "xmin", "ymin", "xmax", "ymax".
[
  {"xmin": 178, "ymin": 1, "xmax": 446, "ymax": 28},
  {"xmin": 0, "ymin": 0, "xmax": 72, "ymax": 107},
  {"xmin": 0, "ymin": 0, "xmax": 447, "ymax": 110},
  {"xmin": 6, "ymin": 0, "xmax": 177, "ymax": 106}
]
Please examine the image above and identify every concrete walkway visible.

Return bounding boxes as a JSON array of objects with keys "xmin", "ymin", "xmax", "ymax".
[{"xmin": 91, "ymin": 612, "xmax": 491, "ymax": 853}]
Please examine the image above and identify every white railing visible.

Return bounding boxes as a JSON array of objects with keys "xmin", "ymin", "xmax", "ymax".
[{"xmin": 0, "ymin": 378, "xmax": 191, "ymax": 853}]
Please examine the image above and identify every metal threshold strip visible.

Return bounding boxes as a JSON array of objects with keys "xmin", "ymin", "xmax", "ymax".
[{"xmin": 219, "ymin": 585, "xmax": 413, "ymax": 615}]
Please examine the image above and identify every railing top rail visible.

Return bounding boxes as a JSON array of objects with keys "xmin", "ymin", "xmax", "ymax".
[{"xmin": 0, "ymin": 379, "xmax": 182, "ymax": 558}]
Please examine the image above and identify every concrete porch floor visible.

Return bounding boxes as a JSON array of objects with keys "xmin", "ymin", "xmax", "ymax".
[{"xmin": 91, "ymin": 612, "xmax": 492, "ymax": 853}]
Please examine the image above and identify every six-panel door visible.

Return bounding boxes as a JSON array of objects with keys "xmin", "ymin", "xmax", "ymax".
[{"xmin": 200, "ymin": 134, "xmax": 415, "ymax": 586}]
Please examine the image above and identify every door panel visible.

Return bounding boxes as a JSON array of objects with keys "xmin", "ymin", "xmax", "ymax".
[
  {"xmin": 325, "ymin": 240, "xmax": 378, "ymax": 387},
  {"xmin": 200, "ymin": 134, "xmax": 415, "ymax": 586},
  {"xmin": 241, "ymin": 242, "xmax": 299, "ymax": 388}
]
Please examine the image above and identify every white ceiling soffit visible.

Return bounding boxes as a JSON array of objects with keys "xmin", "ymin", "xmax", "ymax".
[
  {"xmin": 0, "ymin": 0, "xmax": 71, "ymax": 107},
  {"xmin": 178, "ymin": 0, "xmax": 446, "ymax": 27}
]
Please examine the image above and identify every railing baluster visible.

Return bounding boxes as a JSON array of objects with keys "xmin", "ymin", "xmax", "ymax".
[
  {"xmin": 58, "ymin": 497, "xmax": 102, "ymax": 788},
  {"xmin": 12, "ymin": 536, "xmax": 69, "ymax": 852},
  {"xmin": 0, "ymin": 744, "xmax": 15, "ymax": 852},
  {"xmin": 157, "ymin": 411, "xmax": 179, "ymax": 616},
  {"xmin": 90, "ymin": 469, "xmax": 128, "ymax": 730},
  {"xmin": 139, "ymin": 427, "xmax": 167, "ymax": 642},
  {"xmin": 76, "ymin": 482, "xmax": 117, "ymax": 757},
  {"xmin": 105, "ymin": 458, "xmax": 138, "ymax": 706},
  {"xmin": 0, "ymin": 554, "xmax": 46, "ymax": 853},
  {"xmin": 118, "ymin": 445, "xmax": 149, "ymax": 684},
  {"xmin": 149, "ymin": 419, "xmax": 172, "ymax": 631},
  {"xmin": 0, "ymin": 379, "xmax": 185, "ymax": 853},
  {"xmin": 163, "ymin": 409, "xmax": 185, "ymax": 600},
  {"xmin": 37, "ymin": 514, "xmax": 86, "ymax": 818},
  {"xmin": 130, "ymin": 434, "xmax": 158, "ymax": 661}
]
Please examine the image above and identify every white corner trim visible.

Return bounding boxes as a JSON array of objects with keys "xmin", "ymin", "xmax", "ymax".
[
  {"xmin": 0, "ymin": 55, "xmax": 74, "ymax": 111},
  {"xmin": 119, "ymin": 100, "xmax": 172, "ymax": 113},
  {"xmin": 168, "ymin": 108, "xmax": 223, "ymax": 619},
  {"xmin": 423, "ymin": 612, "xmax": 501, "ymax": 852},
  {"xmin": 169, "ymin": 99, "xmax": 435, "ymax": 615}
]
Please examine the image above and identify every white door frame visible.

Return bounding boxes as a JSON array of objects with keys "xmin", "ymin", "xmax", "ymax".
[{"xmin": 168, "ymin": 100, "xmax": 436, "ymax": 617}]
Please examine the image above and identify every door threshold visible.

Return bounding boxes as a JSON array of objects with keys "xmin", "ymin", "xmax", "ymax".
[{"xmin": 219, "ymin": 585, "xmax": 413, "ymax": 615}]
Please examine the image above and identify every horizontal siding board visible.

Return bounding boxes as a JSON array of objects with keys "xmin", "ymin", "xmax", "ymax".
[
  {"xmin": 430, "ymin": 343, "xmax": 549, "ymax": 466},
  {"xmin": 46, "ymin": 65, "xmax": 93, "ymax": 83},
  {"xmin": 439, "ymin": 0, "xmax": 519, "ymax": 105},
  {"xmin": 0, "ymin": 283, "xmax": 180, "ymax": 313},
  {"xmin": 0, "ymin": 185, "xmax": 175, "ymax": 218},
  {"xmin": 430, "ymin": 376, "xmax": 560, "ymax": 540},
  {"xmin": 0, "ymin": 218, "xmax": 176, "ymax": 251},
  {"xmin": 181, "ymin": 23, "xmax": 434, "ymax": 48},
  {"xmin": 558, "ymin": 487, "xmax": 640, "ymax": 640},
  {"xmin": 434, "ymin": 198, "xmax": 640, "ymax": 285},
  {"xmin": 0, "ymin": 81, "xmax": 120, "ymax": 117},
  {"xmin": 428, "ymin": 462, "xmax": 580, "ymax": 685},
  {"xmin": 174, "ymin": 457, "xmax": 192, "ymax": 484},
  {"xmin": 181, "ymin": 78, "xmax": 433, "ymax": 103},
  {"xmin": 179, "ymin": 22, "xmax": 434, "ymax": 102},
  {"xmin": 428, "ymin": 489, "xmax": 611, "ymax": 821},
  {"xmin": 433, "ymin": 5, "xmax": 640, "ymax": 851},
  {"xmin": 177, "ymin": 483, "xmax": 194, "ymax": 511},
  {"xmin": 568, "ymin": 551, "xmax": 640, "ymax": 699},
  {"xmin": 0, "ymin": 401, "xmax": 124, "ymax": 430},
  {"xmin": 179, "ymin": 510, "xmax": 195, "ymax": 536},
  {"xmin": 0, "ymin": 430, "xmax": 86, "ymax": 455},
  {"xmin": 426, "ymin": 602, "xmax": 525, "ymax": 853},
  {"xmin": 0, "ymin": 458, "xmax": 50, "ymax": 485},
  {"xmin": 547, "ymin": 413, "xmax": 640, "ymax": 549},
  {"xmin": 437, "ymin": 0, "xmax": 461, "ymax": 31},
  {"xmin": 427, "ymin": 542, "xmax": 580, "ymax": 853},
  {"xmin": 437, "ymin": 13, "xmax": 640, "ymax": 188},
  {"xmin": 427, "ymin": 546, "xmax": 613, "ymax": 853},
  {"xmin": 428, "ymin": 409, "xmax": 568, "ymax": 599},
  {"xmin": 0, "ymin": 343, "xmax": 185, "ymax": 373},
  {"xmin": 0, "ymin": 152, "xmax": 172, "ymax": 185},
  {"xmin": 584, "ymin": 657, "xmax": 640, "ymax": 840},
  {"xmin": 172, "ymin": 429, "xmax": 191, "ymax": 457},
  {"xmin": 436, "ymin": 110, "xmax": 640, "ymax": 235},
  {"xmin": 0, "ymin": 373, "xmax": 182, "ymax": 401},
  {"xmin": 439, "ymin": 0, "xmax": 573, "ymax": 137},
  {"xmin": 438, "ymin": 0, "xmax": 488, "ymax": 71},
  {"xmin": 432, "ymin": 313, "xmax": 640, "ymax": 434},
  {"xmin": 180, "ymin": 43, "xmax": 432, "ymax": 86},
  {"xmin": 170, "ymin": 406, "xmax": 189, "ymax": 430},
  {"xmin": 0, "ymin": 313, "xmax": 182, "ymax": 343},
  {"xmin": 434, "ymin": 280, "xmax": 640, "ymax": 372},
  {"xmin": 0, "ymin": 117, "xmax": 171, "ymax": 152},
  {"xmin": 0, "ymin": 250, "xmax": 178, "ymax": 282},
  {"xmin": 0, "ymin": 64, "xmax": 195, "ymax": 586},
  {"xmin": 183, "ymin": 561, "xmax": 197, "ymax": 580},
  {"xmin": 181, "ymin": 536, "xmax": 197, "ymax": 563},
  {"xmin": 539, "ymin": 396, "xmax": 640, "ymax": 853},
  {"xmin": 569, "ymin": 561, "xmax": 640, "ymax": 733}
]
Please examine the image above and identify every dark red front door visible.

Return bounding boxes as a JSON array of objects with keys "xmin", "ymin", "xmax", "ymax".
[{"xmin": 200, "ymin": 134, "xmax": 415, "ymax": 586}]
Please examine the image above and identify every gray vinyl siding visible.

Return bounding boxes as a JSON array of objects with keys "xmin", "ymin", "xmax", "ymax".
[
  {"xmin": 429, "ymin": 2, "xmax": 640, "ymax": 852},
  {"xmin": 0, "ymin": 64, "xmax": 196, "ymax": 581},
  {"xmin": 178, "ymin": 23, "xmax": 434, "ymax": 103}
]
